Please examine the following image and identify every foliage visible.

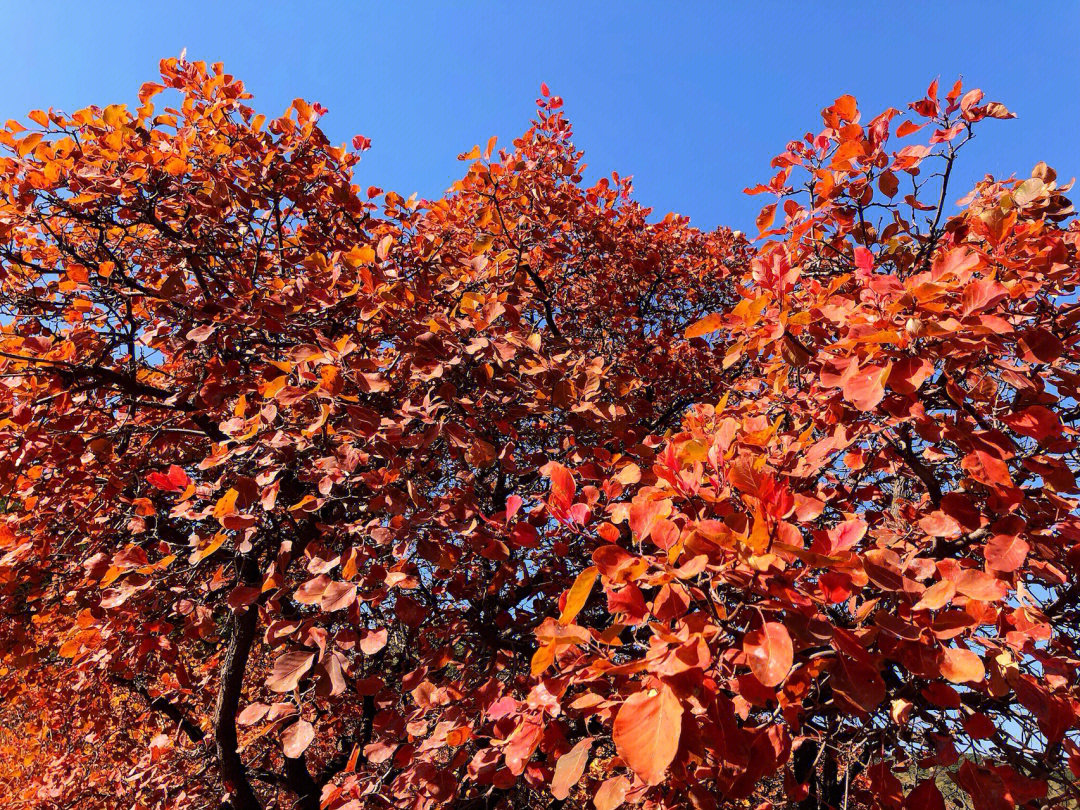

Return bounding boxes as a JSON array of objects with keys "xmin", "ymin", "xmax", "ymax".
[{"xmin": 0, "ymin": 62, "xmax": 1078, "ymax": 810}]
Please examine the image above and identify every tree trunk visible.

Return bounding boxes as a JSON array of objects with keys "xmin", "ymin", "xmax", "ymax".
[
  {"xmin": 283, "ymin": 753, "xmax": 321, "ymax": 810},
  {"xmin": 214, "ymin": 588, "xmax": 262, "ymax": 810}
]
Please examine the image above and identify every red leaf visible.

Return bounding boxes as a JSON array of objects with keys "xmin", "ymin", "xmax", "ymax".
[
  {"xmin": 984, "ymin": 531, "xmax": 1029, "ymax": 572},
  {"xmin": 955, "ymin": 761, "xmax": 1012, "ymax": 810},
  {"xmin": 756, "ymin": 203, "xmax": 777, "ymax": 234},
  {"xmin": 541, "ymin": 461, "xmax": 575, "ymax": 513},
  {"xmin": 592, "ymin": 545, "xmax": 635, "ymax": 579},
  {"xmin": 1018, "ymin": 328, "xmax": 1064, "ymax": 363},
  {"xmin": 878, "ymin": 170, "xmax": 900, "ymax": 197},
  {"xmin": 320, "ymin": 580, "xmax": 357, "ymax": 612},
  {"xmin": 294, "ymin": 575, "xmax": 329, "ymax": 606},
  {"xmin": 960, "ymin": 88, "xmax": 984, "ymax": 118},
  {"xmin": 825, "ymin": 518, "xmax": 866, "ymax": 553},
  {"xmin": 896, "ymin": 120, "xmax": 923, "ymax": 137},
  {"xmin": 904, "ymin": 779, "xmax": 945, "ymax": 810},
  {"xmin": 237, "ymin": 702, "xmax": 270, "ymax": 726},
  {"xmin": 146, "ymin": 464, "xmax": 191, "ymax": 492},
  {"xmin": 854, "ymin": 246, "xmax": 874, "ymax": 273},
  {"xmin": 961, "ymin": 449, "xmax": 1013, "ymax": 490},
  {"xmin": 1001, "ymin": 405, "xmax": 1062, "ymax": 442},
  {"xmin": 628, "ymin": 497, "xmax": 668, "ymax": 542},
  {"xmin": 504, "ymin": 719, "xmax": 542, "ymax": 775}
]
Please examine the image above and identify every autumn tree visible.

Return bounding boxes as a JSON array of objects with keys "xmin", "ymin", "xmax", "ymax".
[{"xmin": 1, "ymin": 61, "xmax": 1078, "ymax": 810}]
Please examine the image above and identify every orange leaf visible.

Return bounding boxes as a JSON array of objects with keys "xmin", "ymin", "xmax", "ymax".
[
  {"xmin": 842, "ymin": 363, "xmax": 891, "ymax": 411},
  {"xmin": 896, "ymin": 120, "xmax": 923, "ymax": 137},
  {"xmin": 138, "ymin": 82, "xmax": 164, "ymax": 104},
  {"xmin": 685, "ymin": 312, "xmax": 723, "ymax": 339},
  {"xmin": 267, "ymin": 651, "xmax": 315, "ymax": 693},
  {"xmin": 832, "ymin": 94, "xmax": 857, "ymax": 122},
  {"xmin": 531, "ymin": 642, "xmax": 554, "ymax": 676},
  {"xmin": 913, "ymin": 579, "xmax": 955, "ymax": 611},
  {"xmin": 17, "ymin": 132, "xmax": 43, "ymax": 156},
  {"xmin": 939, "ymin": 647, "xmax": 985, "ymax": 684},
  {"xmin": 612, "ymin": 684, "xmax": 683, "ymax": 785},
  {"xmin": 756, "ymin": 203, "xmax": 776, "ymax": 233},
  {"xmin": 191, "ymin": 532, "xmax": 226, "ymax": 564},
  {"xmin": 212, "ymin": 488, "xmax": 239, "ymax": 519},
  {"xmin": 282, "ymin": 719, "xmax": 315, "ymax": 758},
  {"xmin": 593, "ymin": 776, "xmax": 630, "ymax": 810},
  {"xmin": 559, "ymin": 567, "xmax": 597, "ymax": 625},
  {"xmin": 984, "ymin": 532, "xmax": 1029, "ymax": 572},
  {"xmin": 961, "ymin": 449, "xmax": 1013, "ymax": 490},
  {"xmin": 551, "ymin": 737, "xmax": 593, "ymax": 800},
  {"xmin": 744, "ymin": 621, "xmax": 793, "ymax": 687},
  {"xmin": 954, "ymin": 570, "xmax": 1007, "ymax": 602}
]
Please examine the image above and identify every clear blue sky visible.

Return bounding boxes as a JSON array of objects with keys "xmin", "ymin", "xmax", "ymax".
[{"xmin": 3, "ymin": 2, "xmax": 1077, "ymax": 232}]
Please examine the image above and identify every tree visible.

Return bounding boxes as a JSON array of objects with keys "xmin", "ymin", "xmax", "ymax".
[{"xmin": 0, "ymin": 61, "xmax": 1077, "ymax": 810}]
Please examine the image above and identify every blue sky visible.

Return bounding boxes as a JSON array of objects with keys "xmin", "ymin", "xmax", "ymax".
[{"xmin": 4, "ymin": 2, "xmax": 1077, "ymax": 232}]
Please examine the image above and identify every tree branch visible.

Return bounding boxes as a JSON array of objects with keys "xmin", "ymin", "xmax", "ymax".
[
  {"xmin": 114, "ymin": 676, "xmax": 206, "ymax": 745},
  {"xmin": 889, "ymin": 425, "xmax": 942, "ymax": 507}
]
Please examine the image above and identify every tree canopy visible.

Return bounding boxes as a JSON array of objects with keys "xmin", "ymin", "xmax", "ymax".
[{"xmin": 1, "ymin": 60, "xmax": 1079, "ymax": 810}]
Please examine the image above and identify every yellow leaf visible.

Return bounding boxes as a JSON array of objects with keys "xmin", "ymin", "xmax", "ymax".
[
  {"xmin": 732, "ymin": 294, "xmax": 769, "ymax": 326},
  {"xmin": 559, "ymin": 566, "xmax": 597, "ymax": 625}
]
